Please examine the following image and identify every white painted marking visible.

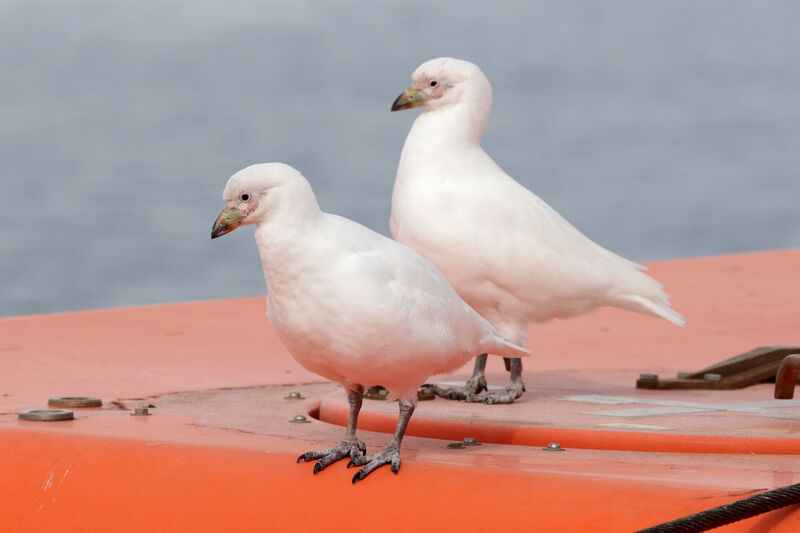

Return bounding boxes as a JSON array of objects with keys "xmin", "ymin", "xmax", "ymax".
[
  {"xmin": 589, "ymin": 407, "xmax": 710, "ymax": 417},
  {"xmin": 559, "ymin": 394, "xmax": 800, "ymax": 420},
  {"xmin": 599, "ymin": 423, "xmax": 674, "ymax": 431}
]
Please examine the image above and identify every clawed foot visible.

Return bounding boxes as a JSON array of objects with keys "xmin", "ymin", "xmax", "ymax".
[
  {"xmin": 346, "ymin": 444, "xmax": 401, "ymax": 483},
  {"xmin": 468, "ymin": 382, "xmax": 526, "ymax": 404},
  {"xmin": 423, "ymin": 375, "xmax": 487, "ymax": 401},
  {"xmin": 297, "ymin": 438, "xmax": 367, "ymax": 474}
]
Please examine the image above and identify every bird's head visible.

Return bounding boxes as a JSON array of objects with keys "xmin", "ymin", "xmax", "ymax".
[
  {"xmin": 391, "ymin": 57, "xmax": 489, "ymax": 112},
  {"xmin": 211, "ymin": 163, "xmax": 314, "ymax": 239}
]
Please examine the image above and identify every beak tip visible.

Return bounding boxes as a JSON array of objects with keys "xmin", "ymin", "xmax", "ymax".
[
  {"xmin": 211, "ymin": 223, "xmax": 231, "ymax": 240},
  {"xmin": 211, "ymin": 206, "xmax": 243, "ymax": 240},
  {"xmin": 391, "ymin": 88, "xmax": 424, "ymax": 112},
  {"xmin": 391, "ymin": 95, "xmax": 405, "ymax": 112}
]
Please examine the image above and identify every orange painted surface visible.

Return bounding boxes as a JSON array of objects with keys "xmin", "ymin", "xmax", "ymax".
[{"xmin": 1, "ymin": 248, "xmax": 800, "ymax": 532}]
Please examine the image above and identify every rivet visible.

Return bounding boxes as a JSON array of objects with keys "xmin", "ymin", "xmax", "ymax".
[
  {"xmin": 447, "ymin": 442, "xmax": 465, "ymax": 449},
  {"xmin": 703, "ymin": 373, "xmax": 722, "ymax": 382},
  {"xmin": 285, "ymin": 392, "xmax": 304, "ymax": 400},
  {"xmin": 463, "ymin": 437, "xmax": 480, "ymax": 446},
  {"xmin": 131, "ymin": 407, "xmax": 151, "ymax": 416},
  {"xmin": 48, "ymin": 397, "xmax": 102, "ymax": 408},
  {"xmin": 19, "ymin": 409, "xmax": 74, "ymax": 421},
  {"xmin": 290, "ymin": 415, "xmax": 311, "ymax": 423},
  {"xmin": 417, "ymin": 387, "xmax": 435, "ymax": 401},
  {"xmin": 543, "ymin": 442, "xmax": 565, "ymax": 451},
  {"xmin": 365, "ymin": 385, "xmax": 389, "ymax": 401}
]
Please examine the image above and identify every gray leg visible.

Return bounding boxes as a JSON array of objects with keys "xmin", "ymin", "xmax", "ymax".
[
  {"xmin": 426, "ymin": 354, "xmax": 526, "ymax": 404},
  {"xmin": 297, "ymin": 385, "xmax": 367, "ymax": 474},
  {"xmin": 426, "ymin": 353, "xmax": 488, "ymax": 401},
  {"xmin": 476, "ymin": 357, "xmax": 526, "ymax": 404},
  {"xmin": 347, "ymin": 398, "xmax": 415, "ymax": 483}
]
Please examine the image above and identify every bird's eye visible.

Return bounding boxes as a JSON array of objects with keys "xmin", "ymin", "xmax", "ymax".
[
  {"xmin": 240, "ymin": 193, "xmax": 250, "ymax": 202},
  {"xmin": 430, "ymin": 80, "xmax": 438, "ymax": 87}
]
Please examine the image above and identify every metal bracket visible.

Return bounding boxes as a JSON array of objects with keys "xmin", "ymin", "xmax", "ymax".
[
  {"xmin": 775, "ymin": 354, "xmax": 800, "ymax": 399},
  {"xmin": 636, "ymin": 346, "xmax": 800, "ymax": 390}
]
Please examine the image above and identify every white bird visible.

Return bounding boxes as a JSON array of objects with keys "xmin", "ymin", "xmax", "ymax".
[
  {"xmin": 211, "ymin": 163, "xmax": 530, "ymax": 482},
  {"xmin": 390, "ymin": 57, "xmax": 685, "ymax": 404}
]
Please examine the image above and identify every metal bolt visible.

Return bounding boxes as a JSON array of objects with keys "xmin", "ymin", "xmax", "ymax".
[
  {"xmin": 285, "ymin": 392, "xmax": 304, "ymax": 400},
  {"xmin": 417, "ymin": 387, "xmax": 435, "ymax": 401},
  {"xmin": 463, "ymin": 437, "xmax": 480, "ymax": 446},
  {"xmin": 289, "ymin": 414, "xmax": 311, "ymax": 423},
  {"xmin": 543, "ymin": 442, "xmax": 565, "ymax": 451},
  {"xmin": 131, "ymin": 407, "xmax": 151, "ymax": 416},
  {"xmin": 49, "ymin": 396, "xmax": 102, "ymax": 408},
  {"xmin": 365, "ymin": 385, "xmax": 389, "ymax": 400},
  {"xmin": 19, "ymin": 409, "xmax": 74, "ymax": 422},
  {"xmin": 703, "ymin": 373, "xmax": 722, "ymax": 382},
  {"xmin": 447, "ymin": 442, "xmax": 465, "ymax": 449}
]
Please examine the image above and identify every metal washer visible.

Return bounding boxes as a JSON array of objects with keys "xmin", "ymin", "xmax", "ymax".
[
  {"xmin": 48, "ymin": 397, "xmax": 102, "ymax": 408},
  {"xmin": 19, "ymin": 409, "xmax": 75, "ymax": 421}
]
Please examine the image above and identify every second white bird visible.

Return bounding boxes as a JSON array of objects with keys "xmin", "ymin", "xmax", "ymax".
[{"xmin": 391, "ymin": 57, "xmax": 685, "ymax": 404}]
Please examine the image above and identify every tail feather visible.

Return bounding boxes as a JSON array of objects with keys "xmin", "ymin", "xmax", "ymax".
[
  {"xmin": 617, "ymin": 294, "xmax": 686, "ymax": 327},
  {"xmin": 484, "ymin": 334, "xmax": 532, "ymax": 359}
]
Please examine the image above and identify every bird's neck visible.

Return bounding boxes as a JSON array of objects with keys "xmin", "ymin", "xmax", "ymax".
[
  {"xmin": 402, "ymin": 89, "xmax": 491, "ymax": 158},
  {"xmin": 253, "ymin": 194, "xmax": 323, "ymax": 292}
]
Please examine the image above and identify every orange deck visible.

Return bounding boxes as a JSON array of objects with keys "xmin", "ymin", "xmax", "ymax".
[{"xmin": 1, "ymin": 248, "xmax": 799, "ymax": 532}]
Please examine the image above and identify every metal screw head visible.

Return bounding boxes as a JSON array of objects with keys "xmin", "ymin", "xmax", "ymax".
[
  {"xmin": 364, "ymin": 385, "xmax": 389, "ymax": 401},
  {"xmin": 447, "ymin": 442, "xmax": 465, "ymax": 449},
  {"xmin": 49, "ymin": 397, "xmax": 102, "ymax": 408},
  {"xmin": 463, "ymin": 437, "xmax": 480, "ymax": 446},
  {"xmin": 543, "ymin": 442, "xmax": 565, "ymax": 451},
  {"xmin": 131, "ymin": 407, "xmax": 151, "ymax": 416},
  {"xmin": 285, "ymin": 392, "xmax": 304, "ymax": 400},
  {"xmin": 19, "ymin": 409, "xmax": 74, "ymax": 421},
  {"xmin": 417, "ymin": 387, "xmax": 435, "ymax": 401},
  {"xmin": 289, "ymin": 415, "xmax": 311, "ymax": 423}
]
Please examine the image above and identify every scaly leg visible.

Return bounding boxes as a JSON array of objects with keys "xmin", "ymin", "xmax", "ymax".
[
  {"xmin": 426, "ymin": 353, "xmax": 488, "ymax": 401},
  {"xmin": 473, "ymin": 357, "xmax": 526, "ymax": 404},
  {"xmin": 297, "ymin": 385, "xmax": 367, "ymax": 474},
  {"xmin": 347, "ymin": 398, "xmax": 415, "ymax": 483},
  {"xmin": 427, "ymin": 354, "xmax": 526, "ymax": 404}
]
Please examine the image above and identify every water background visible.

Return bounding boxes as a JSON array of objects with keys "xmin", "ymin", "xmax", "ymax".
[{"xmin": 2, "ymin": 0, "xmax": 799, "ymax": 317}]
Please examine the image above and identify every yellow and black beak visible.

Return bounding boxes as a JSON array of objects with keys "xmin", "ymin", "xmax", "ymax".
[
  {"xmin": 391, "ymin": 87, "xmax": 426, "ymax": 111},
  {"xmin": 211, "ymin": 207, "xmax": 244, "ymax": 239}
]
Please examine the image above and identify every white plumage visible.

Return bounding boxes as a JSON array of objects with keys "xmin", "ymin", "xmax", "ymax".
[
  {"xmin": 211, "ymin": 162, "xmax": 529, "ymax": 481},
  {"xmin": 391, "ymin": 57, "xmax": 684, "ymax": 402}
]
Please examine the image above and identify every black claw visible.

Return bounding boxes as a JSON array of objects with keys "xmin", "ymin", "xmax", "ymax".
[
  {"xmin": 313, "ymin": 462, "xmax": 323, "ymax": 475},
  {"xmin": 351, "ymin": 470, "xmax": 364, "ymax": 484},
  {"xmin": 346, "ymin": 459, "xmax": 355, "ymax": 469},
  {"xmin": 297, "ymin": 454, "xmax": 307, "ymax": 463},
  {"xmin": 391, "ymin": 464, "xmax": 399, "ymax": 474}
]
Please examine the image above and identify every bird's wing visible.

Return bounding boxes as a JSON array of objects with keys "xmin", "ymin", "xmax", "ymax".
[
  {"xmin": 394, "ymin": 149, "xmax": 671, "ymax": 320},
  {"xmin": 320, "ymin": 214, "xmax": 488, "ymax": 350}
]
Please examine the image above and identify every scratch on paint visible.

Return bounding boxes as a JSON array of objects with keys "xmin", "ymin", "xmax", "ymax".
[
  {"xmin": 38, "ymin": 467, "xmax": 72, "ymax": 511},
  {"xmin": 42, "ymin": 472, "xmax": 54, "ymax": 491},
  {"xmin": 51, "ymin": 467, "xmax": 71, "ymax": 503}
]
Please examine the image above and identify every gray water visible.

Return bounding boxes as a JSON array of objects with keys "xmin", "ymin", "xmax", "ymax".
[{"xmin": 1, "ymin": 0, "xmax": 799, "ymax": 317}]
